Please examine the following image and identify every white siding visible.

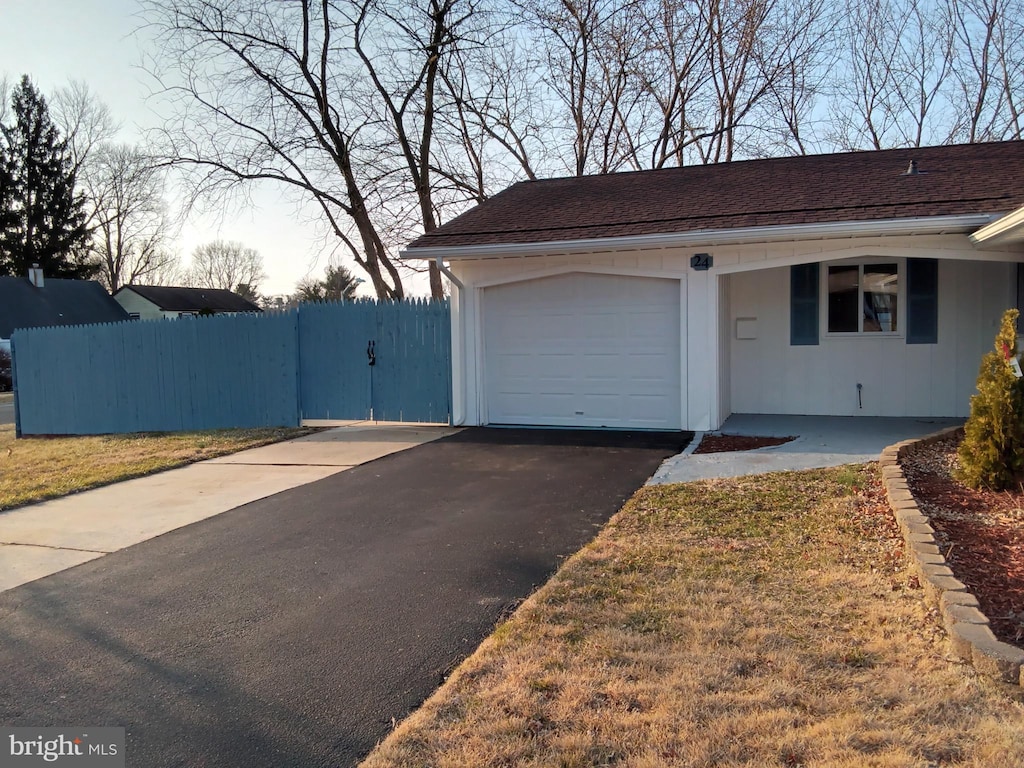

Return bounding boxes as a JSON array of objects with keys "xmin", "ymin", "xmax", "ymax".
[
  {"xmin": 113, "ymin": 290, "xmax": 166, "ymax": 320},
  {"xmin": 444, "ymin": 232, "xmax": 1022, "ymax": 429},
  {"xmin": 728, "ymin": 260, "xmax": 1015, "ymax": 417}
]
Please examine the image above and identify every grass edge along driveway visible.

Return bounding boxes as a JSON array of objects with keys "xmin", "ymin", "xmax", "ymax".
[
  {"xmin": 362, "ymin": 465, "xmax": 1024, "ymax": 768},
  {"xmin": 0, "ymin": 424, "xmax": 315, "ymax": 512}
]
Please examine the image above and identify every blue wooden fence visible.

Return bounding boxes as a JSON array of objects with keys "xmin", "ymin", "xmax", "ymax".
[{"xmin": 11, "ymin": 300, "xmax": 451, "ymax": 435}]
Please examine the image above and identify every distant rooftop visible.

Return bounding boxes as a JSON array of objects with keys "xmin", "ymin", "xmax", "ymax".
[
  {"xmin": 407, "ymin": 141, "xmax": 1024, "ymax": 250},
  {"xmin": 0, "ymin": 277, "xmax": 129, "ymax": 339},
  {"xmin": 117, "ymin": 285, "xmax": 261, "ymax": 313}
]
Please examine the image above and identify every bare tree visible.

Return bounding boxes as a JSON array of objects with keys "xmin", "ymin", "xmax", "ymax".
[
  {"xmin": 436, "ymin": 29, "xmax": 554, "ymax": 198},
  {"xmin": 50, "ymin": 80, "xmax": 118, "ymax": 179},
  {"xmin": 944, "ymin": 0, "xmax": 1024, "ymax": 142},
  {"xmin": 142, "ymin": 257, "xmax": 185, "ymax": 286},
  {"xmin": 994, "ymin": 0, "xmax": 1024, "ymax": 138},
  {"xmin": 49, "ymin": 84, "xmax": 179, "ymax": 290},
  {"xmin": 81, "ymin": 143, "xmax": 178, "ymax": 291},
  {"xmin": 135, "ymin": 0, "xmax": 1024, "ymax": 286},
  {"xmin": 515, "ymin": 0, "xmax": 631, "ymax": 176},
  {"xmin": 185, "ymin": 241, "xmax": 267, "ymax": 294},
  {"xmin": 141, "ymin": 0, "xmax": 482, "ymax": 300},
  {"xmin": 637, "ymin": 0, "xmax": 714, "ymax": 168},
  {"xmin": 828, "ymin": 0, "xmax": 957, "ymax": 150}
]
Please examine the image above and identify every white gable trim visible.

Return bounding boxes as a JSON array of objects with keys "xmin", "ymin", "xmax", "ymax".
[
  {"xmin": 971, "ymin": 204, "xmax": 1024, "ymax": 245},
  {"xmin": 715, "ymin": 240, "xmax": 1024, "ymax": 275},
  {"xmin": 472, "ymin": 263, "xmax": 685, "ymax": 289}
]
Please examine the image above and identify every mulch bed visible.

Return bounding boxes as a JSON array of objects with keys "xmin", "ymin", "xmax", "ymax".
[
  {"xmin": 900, "ymin": 436, "xmax": 1024, "ymax": 647},
  {"xmin": 693, "ymin": 434, "xmax": 795, "ymax": 454}
]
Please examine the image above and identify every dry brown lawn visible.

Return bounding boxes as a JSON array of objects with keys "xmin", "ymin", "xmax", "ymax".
[
  {"xmin": 0, "ymin": 423, "xmax": 314, "ymax": 511},
  {"xmin": 362, "ymin": 466, "xmax": 1024, "ymax": 768}
]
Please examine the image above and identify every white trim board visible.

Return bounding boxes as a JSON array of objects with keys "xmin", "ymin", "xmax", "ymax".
[{"xmin": 403, "ymin": 215, "xmax": 998, "ymax": 261}]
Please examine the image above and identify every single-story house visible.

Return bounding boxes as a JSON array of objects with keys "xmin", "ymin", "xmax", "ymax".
[
  {"xmin": 113, "ymin": 285, "xmax": 262, "ymax": 320},
  {"xmin": 0, "ymin": 268, "xmax": 129, "ymax": 354},
  {"xmin": 402, "ymin": 141, "xmax": 1024, "ymax": 432}
]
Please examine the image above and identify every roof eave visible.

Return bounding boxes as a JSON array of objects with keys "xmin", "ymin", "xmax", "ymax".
[
  {"xmin": 402, "ymin": 214, "xmax": 1000, "ymax": 260},
  {"xmin": 969, "ymin": 205, "xmax": 1024, "ymax": 245}
]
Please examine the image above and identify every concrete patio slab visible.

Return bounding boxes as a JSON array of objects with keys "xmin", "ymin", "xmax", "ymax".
[
  {"xmin": 648, "ymin": 414, "xmax": 964, "ymax": 484},
  {"xmin": 0, "ymin": 424, "xmax": 456, "ymax": 593}
]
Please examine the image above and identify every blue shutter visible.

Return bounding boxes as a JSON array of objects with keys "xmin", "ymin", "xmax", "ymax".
[
  {"xmin": 790, "ymin": 263, "xmax": 819, "ymax": 346},
  {"xmin": 906, "ymin": 259, "xmax": 938, "ymax": 344}
]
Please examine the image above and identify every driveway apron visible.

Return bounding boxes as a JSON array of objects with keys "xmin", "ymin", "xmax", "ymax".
[{"xmin": 0, "ymin": 428, "xmax": 688, "ymax": 767}]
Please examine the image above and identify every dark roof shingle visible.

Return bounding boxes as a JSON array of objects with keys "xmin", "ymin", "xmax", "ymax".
[
  {"xmin": 408, "ymin": 141, "xmax": 1024, "ymax": 249},
  {"xmin": 117, "ymin": 285, "xmax": 261, "ymax": 313},
  {"xmin": 0, "ymin": 277, "xmax": 129, "ymax": 338}
]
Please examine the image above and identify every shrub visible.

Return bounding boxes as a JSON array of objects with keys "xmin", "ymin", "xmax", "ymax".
[{"xmin": 957, "ymin": 308, "xmax": 1024, "ymax": 490}]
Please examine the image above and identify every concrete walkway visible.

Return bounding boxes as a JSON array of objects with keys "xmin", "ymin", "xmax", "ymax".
[
  {"xmin": 648, "ymin": 414, "xmax": 964, "ymax": 484},
  {"xmin": 0, "ymin": 423, "xmax": 456, "ymax": 593}
]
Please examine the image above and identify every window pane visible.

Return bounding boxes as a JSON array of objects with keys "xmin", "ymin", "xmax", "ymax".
[
  {"xmin": 827, "ymin": 266, "xmax": 859, "ymax": 332},
  {"xmin": 863, "ymin": 263, "xmax": 898, "ymax": 332}
]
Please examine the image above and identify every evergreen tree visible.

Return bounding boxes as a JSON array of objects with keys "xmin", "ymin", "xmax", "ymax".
[
  {"xmin": 957, "ymin": 309, "xmax": 1024, "ymax": 490},
  {"xmin": 0, "ymin": 136, "xmax": 15, "ymax": 259},
  {"xmin": 0, "ymin": 75, "xmax": 94, "ymax": 278},
  {"xmin": 295, "ymin": 265, "xmax": 361, "ymax": 303}
]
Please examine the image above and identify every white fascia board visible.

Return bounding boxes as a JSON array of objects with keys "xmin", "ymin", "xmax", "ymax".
[
  {"xmin": 969, "ymin": 205, "xmax": 1024, "ymax": 245},
  {"xmin": 401, "ymin": 214, "xmax": 998, "ymax": 261}
]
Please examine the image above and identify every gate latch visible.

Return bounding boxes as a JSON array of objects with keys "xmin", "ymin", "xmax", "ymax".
[{"xmin": 367, "ymin": 340, "xmax": 376, "ymax": 366}]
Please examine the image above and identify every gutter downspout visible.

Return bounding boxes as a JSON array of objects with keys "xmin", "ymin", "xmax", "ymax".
[
  {"xmin": 436, "ymin": 256, "xmax": 465, "ymax": 426},
  {"xmin": 435, "ymin": 255, "xmax": 463, "ymax": 291}
]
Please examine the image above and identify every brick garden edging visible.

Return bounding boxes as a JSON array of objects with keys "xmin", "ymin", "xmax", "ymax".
[{"xmin": 880, "ymin": 427, "xmax": 1024, "ymax": 686}]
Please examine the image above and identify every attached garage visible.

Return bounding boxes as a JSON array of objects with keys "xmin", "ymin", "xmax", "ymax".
[
  {"xmin": 402, "ymin": 141, "xmax": 1024, "ymax": 432},
  {"xmin": 482, "ymin": 272, "xmax": 683, "ymax": 430}
]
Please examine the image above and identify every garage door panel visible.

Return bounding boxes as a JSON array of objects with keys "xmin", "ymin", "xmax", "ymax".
[{"xmin": 484, "ymin": 273, "xmax": 683, "ymax": 430}]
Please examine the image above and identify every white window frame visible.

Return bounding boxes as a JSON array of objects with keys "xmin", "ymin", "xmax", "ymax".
[{"xmin": 821, "ymin": 258, "xmax": 904, "ymax": 338}]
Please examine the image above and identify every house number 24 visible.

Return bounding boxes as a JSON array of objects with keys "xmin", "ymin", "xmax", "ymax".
[{"xmin": 690, "ymin": 253, "xmax": 713, "ymax": 271}]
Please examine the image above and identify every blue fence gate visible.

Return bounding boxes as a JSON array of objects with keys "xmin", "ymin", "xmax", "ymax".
[
  {"xmin": 298, "ymin": 299, "xmax": 451, "ymax": 424},
  {"xmin": 11, "ymin": 299, "xmax": 451, "ymax": 435}
]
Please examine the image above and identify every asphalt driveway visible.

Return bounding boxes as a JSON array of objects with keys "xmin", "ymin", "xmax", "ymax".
[{"xmin": 0, "ymin": 427, "xmax": 689, "ymax": 767}]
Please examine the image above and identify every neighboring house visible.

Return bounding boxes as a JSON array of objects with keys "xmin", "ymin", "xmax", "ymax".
[
  {"xmin": 403, "ymin": 141, "xmax": 1024, "ymax": 432},
  {"xmin": 0, "ymin": 269, "xmax": 129, "ymax": 354},
  {"xmin": 113, "ymin": 285, "xmax": 262, "ymax": 320}
]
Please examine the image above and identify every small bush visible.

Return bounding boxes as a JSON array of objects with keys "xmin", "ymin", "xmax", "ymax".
[
  {"xmin": 957, "ymin": 308, "xmax": 1024, "ymax": 490},
  {"xmin": 0, "ymin": 348, "xmax": 10, "ymax": 392}
]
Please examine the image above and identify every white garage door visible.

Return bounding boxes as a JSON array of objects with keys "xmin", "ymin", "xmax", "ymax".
[{"xmin": 483, "ymin": 272, "xmax": 682, "ymax": 429}]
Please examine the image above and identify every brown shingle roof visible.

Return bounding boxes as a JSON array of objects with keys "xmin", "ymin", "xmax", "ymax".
[{"xmin": 408, "ymin": 141, "xmax": 1024, "ymax": 250}]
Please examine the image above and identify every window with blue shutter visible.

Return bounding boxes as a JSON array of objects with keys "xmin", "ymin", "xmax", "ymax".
[
  {"xmin": 906, "ymin": 258, "xmax": 938, "ymax": 344},
  {"xmin": 790, "ymin": 263, "xmax": 819, "ymax": 345}
]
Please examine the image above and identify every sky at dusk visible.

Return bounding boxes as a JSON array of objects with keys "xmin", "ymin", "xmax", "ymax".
[{"xmin": 0, "ymin": 0, "xmax": 381, "ymax": 296}]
